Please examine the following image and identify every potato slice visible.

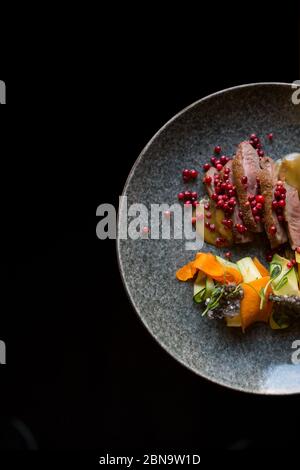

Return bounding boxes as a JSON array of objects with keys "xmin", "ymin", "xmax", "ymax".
[{"xmin": 278, "ymin": 153, "xmax": 300, "ymax": 193}]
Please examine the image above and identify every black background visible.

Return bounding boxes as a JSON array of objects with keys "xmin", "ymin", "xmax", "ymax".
[{"xmin": 1, "ymin": 5, "xmax": 300, "ymax": 455}]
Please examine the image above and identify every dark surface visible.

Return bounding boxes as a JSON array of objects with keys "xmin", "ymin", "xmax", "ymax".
[{"xmin": 0, "ymin": 6, "xmax": 300, "ymax": 451}]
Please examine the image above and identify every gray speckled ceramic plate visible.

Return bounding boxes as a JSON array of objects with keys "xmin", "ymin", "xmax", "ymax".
[{"xmin": 117, "ymin": 83, "xmax": 300, "ymax": 394}]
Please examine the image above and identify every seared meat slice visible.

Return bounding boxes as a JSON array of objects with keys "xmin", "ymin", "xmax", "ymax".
[
  {"xmin": 232, "ymin": 141, "xmax": 263, "ymax": 232},
  {"xmin": 259, "ymin": 157, "xmax": 287, "ymax": 248},
  {"xmin": 284, "ymin": 182, "xmax": 300, "ymax": 250},
  {"xmin": 223, "ymin": 161, "xmax": 253, "ymax": 244}
]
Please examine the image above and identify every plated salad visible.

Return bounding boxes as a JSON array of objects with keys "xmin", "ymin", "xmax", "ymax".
[
  {"xmin": 176, "ymin": 252, "xmax": 300, "ymax": 331},
  {"xmin": 176, "ymin": 133, "xmax": 300, "ymax": 331}
]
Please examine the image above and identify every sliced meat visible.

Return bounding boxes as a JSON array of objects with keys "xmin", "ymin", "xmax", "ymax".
[
  {"xmin": 284, "ymin": 182, "xmax": 300, "ymax": 250},
  {"xmin": 232, "ymin": 141, "xmax": 263, "ymax": 232},
  {"xmin": 223, "ymin": 161, "xmax": 253, "ymax": 244},
  {"xmin": 258, "ymin": 157, "xmax": 287, "ymax": 248}
]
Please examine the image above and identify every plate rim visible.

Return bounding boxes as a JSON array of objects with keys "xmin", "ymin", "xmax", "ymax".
[{"xmin": 116, "ymin": 82, "xmax": 299, "ymax": 395}]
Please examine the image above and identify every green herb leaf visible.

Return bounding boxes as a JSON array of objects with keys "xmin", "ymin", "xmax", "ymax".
[
  {"xmin": 273, "ymin": 264, "xmax": 294, "ymax": 291},
  {"xmin": 275, "ymin": 275, "xmax": 288, "ymax": 291},
  {"xmin": 270, "ymin": 263, "xmax": 282, "ymax": 280},
  {"xmin": 193, "ymin": 288, "xmax": 206, "ymax": 304},
  {"xmin": 202, "ymin": 285, "xmax": 224, "ymax": 316},
  {"xmin": 259, "ymin": 286, "xmax": 266, "ymax": 310}
]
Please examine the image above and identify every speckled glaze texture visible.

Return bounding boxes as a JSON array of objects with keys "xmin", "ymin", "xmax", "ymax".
[{"xmin": 117, "ymin": 83, "xmax": 300, "ymax": 394}]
